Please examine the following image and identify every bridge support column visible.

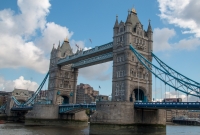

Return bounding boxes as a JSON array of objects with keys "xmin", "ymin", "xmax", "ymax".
[{"xmin": 90, "ymin": 101, "xmax": 166, "ymax": 135}]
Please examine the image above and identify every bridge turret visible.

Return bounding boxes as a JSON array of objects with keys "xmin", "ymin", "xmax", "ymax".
[
  {"xmin": 112, "ymin": 8, "xmax": 152, "ymax": 103},
  {"xmin": 56, "ymin": 42, "xmax": 61, "ymax": 58},
  {"xmin": 147, "ymin": 20, "xmax": 153, "ymax": 52},
  {"xmin": 48, "ymin": 37, "xmax": 78, "ymax": 105},
  {"xmin": 125, "ymin": 10, "xmax": 132, "ymax": 45},
  {"xmin": 113, "ymin": 15, "xmax": 119, "ymax": 36}
]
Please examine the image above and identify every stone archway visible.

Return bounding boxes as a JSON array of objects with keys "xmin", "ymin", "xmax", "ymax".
[
  {"xmin": 134, "ymin": 89, "xmax": 144, "ymax": 101},
  {"xmin": 56, "ymin": 95, "xmax": 69, "ymax": 105},
  {"xmin": 130, "ymin": 87, "xmax": 147, "ymax": 102}
]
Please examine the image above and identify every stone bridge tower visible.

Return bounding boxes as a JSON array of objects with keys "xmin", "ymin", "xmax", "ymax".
[
  {"xmin": 48, "ymin": 38, "xmax": 78, "ymax": 105},
  {"xmin": 112, "ymin": 8, "xmax": 153, "ymax": 102}
]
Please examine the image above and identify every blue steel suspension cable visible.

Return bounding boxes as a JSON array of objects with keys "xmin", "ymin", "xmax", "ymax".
[
  {"xmin": 12, "ymin": 72, "xmax": 49, "ymax": 106},
  {"xmin": 129, "ymin": 44, "xmax": 200, "ymax": 98}
]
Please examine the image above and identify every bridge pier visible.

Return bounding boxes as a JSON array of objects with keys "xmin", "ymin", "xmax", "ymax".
[
  {"xmin": 25, "ymin": 104, "xmax": 88, "ymax": 126},
  {"xmin": 90, "ymin": 101, "xmax": 166, "ymax": 135}
]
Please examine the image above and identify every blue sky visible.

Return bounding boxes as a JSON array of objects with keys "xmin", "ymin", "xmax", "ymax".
[{"xmin": 0, "ymin": 0, "xmax": 200, "ymax": 101}]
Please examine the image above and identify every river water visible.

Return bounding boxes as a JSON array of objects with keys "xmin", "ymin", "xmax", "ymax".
[{"xmin": 0, "ymin": 123, "xmax": 200, "ymax": 135}]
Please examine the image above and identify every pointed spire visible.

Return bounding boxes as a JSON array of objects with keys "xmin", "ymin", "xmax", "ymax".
[
  {"xmin": 57, "ymin": 41, "xmax": 61, "ymax": 49},
  {"xmin": 114, "ymin": 15, "xmax": 119, "ymax": 28},
  {"xmin": 147, "ymin": 19, "xmax": 152, "ymax": 32},
  {"xmin": 131, "ymin": 8, "xmax": 137, "ymax": 14},
  {"xmin": 125, "ymin": 10, "xmax": 132, "ymax": 24},
  {"xmin": 51, "ymin": 44, "xmax": 55, "ymax": 51}
]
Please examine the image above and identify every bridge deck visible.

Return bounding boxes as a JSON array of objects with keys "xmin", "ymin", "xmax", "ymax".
[
  {"xmin": 57, "ymin": 42, "xmax": 113, "ymax": 66},
  {"xmin": 134, "ymin": 102, "xmax": 200, "ymax": 110}
]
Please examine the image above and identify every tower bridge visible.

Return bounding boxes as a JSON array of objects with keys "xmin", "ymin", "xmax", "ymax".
[{"xmin": 1, "ymin": 8, "xmax": 200, "ymax": 134}]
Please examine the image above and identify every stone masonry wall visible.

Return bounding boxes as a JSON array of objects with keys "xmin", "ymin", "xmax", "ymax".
[
  {"xmin": 90, "ymin": 101, "xmax": 134, "ymax": 124},
  {"xmin": 25, "ymin": 104, "xmax": 58, "ymax": 119},
  {"xmin": 134, "ymin": 109, "xmax": 166, "ymax": 125}
]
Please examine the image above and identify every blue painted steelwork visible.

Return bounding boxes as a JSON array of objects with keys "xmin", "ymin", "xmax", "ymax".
[
  {"xmin": 0, "ymin": 104, "xmax": 6, "ymax": 110},
  {"xmin": 11, "ymin": 106, "xmax": 33, "ymax": 111},
  {"xmin": 152, "ymin": 52, "xmax": 200, "ymax": 95},
  {"xmin": 134, "ymin": 102, "xmax": 200, "ymax": 110},
  {"xmin": 12, "ymin": 72, "xmax": 49, "ymax": 106},
  {"xmin": 59, "ymin": 104, "xmax": 96, "ymax": 113},
  {"xmin": 59, "ymin": 103, "xmax": 200, "ymax": 113},
  {"xmin": 129, "ymin": 45, "xmax": 200, "ymax": 98},
  {"xmin": 72, "ymin": 52, "xmax": 113, "ymax": 68},
  {"xmin": 57, "ymin": 42, "xmax": 113, "ymax": 66}
]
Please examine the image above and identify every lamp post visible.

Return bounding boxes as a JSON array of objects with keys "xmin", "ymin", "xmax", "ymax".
[{"xmin": 137, "ymin": 65, "xmax": 139, "ymax": 101}]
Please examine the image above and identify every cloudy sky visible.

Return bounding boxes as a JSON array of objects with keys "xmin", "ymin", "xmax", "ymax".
[{"xmin": 0, "ymin": 0, "xmax": 199, "ymax": 101}]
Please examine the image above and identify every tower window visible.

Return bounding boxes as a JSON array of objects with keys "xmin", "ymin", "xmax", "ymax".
[{"xmin": 120, "ymin": 27, "xmax": 123, "ymax": 32}]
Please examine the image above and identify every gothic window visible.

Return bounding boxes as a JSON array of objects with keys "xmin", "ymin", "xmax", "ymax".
[
  {"xmin": 137, "ymin": 38, "xmax": 139, "ymax": 43},
  {"xmin": 134, "ymin": 38, "xmax": 136, "ymax": 43},
  {"xmin": 120, "ymin": 71, "xmax": 123, "ymax": 77},
  {"xmin": 140, "ymin": 31, "xmax": 142, "ymax": 36},
  {"xmin": 140, "ymin": 39, "xmax": 142, "ymax": 44},
  {"xmin": 60, "ymin": 81, "xmax": 63, "ymax": 88},
  {"xmin": 132, "ymin": 56, "xmax": 134, "ymax": 61},
  {"xmin": 122, "ymin": 56, "xmax": 124, "ymax": 61},
  {"xmin": 65, "ymin": 72, "xmax": 68, "ymax": 78},
  {"xmin": 121, "ymin": 83, "xmax": 124, "ymax": 95},
  {"xmin": 120, "ymin": 27, "xmax": 123, "ymax": 32},
  {"xmin": 134, "ymin": 72, "xmax": 136, "ymax": 77},
  {"xmin": 139, "ymin": 72, "xmax": 142, "ymax": 78},
  {"xmin": 120, "ymin": 36, "xmax": 123, "ymax": 42},
  {"xmin": 115, "ymin": 84, "xmax": 119, "ymax": 96},
  {"xmin": 60, "ymin": 71, "xmax": 62, "ymax": 77},
  {"xmin": 64, "ymin": 81, "xmax": 68, "ymax": 88}
]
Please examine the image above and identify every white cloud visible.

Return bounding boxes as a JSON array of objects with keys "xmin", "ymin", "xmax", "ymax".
[
  {"xmin": 70, "ymin": 39, "xmax": 92, "ymax": 53},
  {"xmin": 157, "ymin": 0, "xmax": 200, "ymax": 37},
  {"xmin": 153, "ymin": 28, "xmax": 175, "ymax": 52},
  {"xmin": 79, "ymin": 61, "xmax": 112, "ymax": 81},
  {"xmin": 36, "ymin": 22, "xmax": 74, "ymax": 53},
  {"xmin": 0, "ymin": 33, "xmax": 49, "ymax": 73},
  {"xmin": 0, "ymin": 76, "xmax": 38, "ymax": 92},
  {"xmin": 0, "ymin": 0, "xmax": 111, "ymax": 81},
  {"xmin": 0, "ymin": 0, "xmax": 74, "ymax": 73},
  {"xmin": 153, "ymin": 28, "xmax": 200, "ymax": 52}
]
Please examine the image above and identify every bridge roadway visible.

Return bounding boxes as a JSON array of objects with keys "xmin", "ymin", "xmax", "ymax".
[
  {"xmin": 9, "ymin": 102, "xmax": 200, "ymax": 112},
  {"xmin": 57, "ymin": 42, "xmax": 113, "ymax": 68}
]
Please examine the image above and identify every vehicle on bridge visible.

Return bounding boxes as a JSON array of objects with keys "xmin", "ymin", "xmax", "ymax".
[{"xmin": 162, "ymin": 98, "xmax": 182, "ymax": 102}]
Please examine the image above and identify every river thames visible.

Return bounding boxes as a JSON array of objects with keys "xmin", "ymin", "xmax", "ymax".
[{"xmin": 0, "ymin": 123, "xmax": 200, "ymax": 135}]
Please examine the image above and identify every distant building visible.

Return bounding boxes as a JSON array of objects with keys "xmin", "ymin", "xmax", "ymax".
[
  {"xmin": 11, "ymin": 89, "xmax": 49, "ymax": 104},
  {"xmin": 76, "ymin": 83, "xmax": 99, "ymax": 104},
  {"xmin": 166, "ymin": 109, "xmax": 200, "ymax": 122},
  {"xmin": 0, "ymin": 91, "xmax": 10, "ymax": 106},
  {"xmin": 96, "ymin": 95, "xmax": 109, "ymax": 101}
]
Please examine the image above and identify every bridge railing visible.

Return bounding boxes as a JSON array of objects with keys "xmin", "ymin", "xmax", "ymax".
[
  {"xmin": 58, "ymin": 42, "xmax": 113, "ymax": 64},
  {"xmin": 134, "ymin": 102, "xmax": 200, "ymax": 110},
  {"xmin": 59, "ymin": 104, "xmax": 96, "ymax": 113}
]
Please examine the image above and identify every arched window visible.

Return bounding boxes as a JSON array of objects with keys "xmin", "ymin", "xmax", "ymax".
[
  {"xmin": 115, "ymin": 83, "xmax": 119, "ymax": 96},
  {"xmin": 60, "ymin": 81, "xmax": 63, "ymax": 88}
]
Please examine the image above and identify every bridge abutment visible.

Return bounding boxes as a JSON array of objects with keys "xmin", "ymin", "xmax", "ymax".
[
  {"xmin": 25, "ymin": 104, "xmax": 88, "ymax": 126},
  {"xmin": 90, "ymin": 101, "xmax": 166, "ymax": 134}
]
